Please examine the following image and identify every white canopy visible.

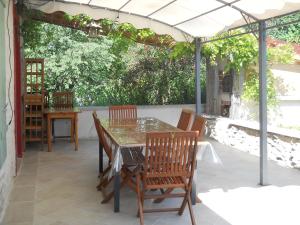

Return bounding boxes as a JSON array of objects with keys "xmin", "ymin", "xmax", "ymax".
[{"xmin": 25, "ymin": 0, "xmax": 300, "ymax": 42}]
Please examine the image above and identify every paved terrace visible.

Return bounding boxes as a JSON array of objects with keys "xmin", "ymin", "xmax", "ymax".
[{"xmin": 3, "ymin": 139, "xmax": 300, "ymax": 225}]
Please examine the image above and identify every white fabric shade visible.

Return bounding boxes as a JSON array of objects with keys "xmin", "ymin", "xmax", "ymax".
[{"xmin": 25, "ymin": 0, "xmax": 300, "ymax": 42}]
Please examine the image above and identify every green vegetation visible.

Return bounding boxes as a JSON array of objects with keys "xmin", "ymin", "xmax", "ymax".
[
  {"xmin": 22, "ymin": 13, "xmax": 296, "ymax": 107},
  {"xmin": 23, "ymin": 20, "xmax": 204, "ymax": 106},
  {"xmin": 242, "ymin": 69, "xmax": 278, "ymax": 106},
  {"xmin": 268, "ymin": 12, "xmax": 300, "ymax": 44},
  {"xmin": 200, "ymin": 31, "xmax": 294, "ymax": 106},
  {"xmin": 202, "ymin": 31, "xmax": 258, "ymax": 71}
]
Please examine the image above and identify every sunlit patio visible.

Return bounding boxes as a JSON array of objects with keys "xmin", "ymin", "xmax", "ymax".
[
  {"xmin": 4, "ymin": 138, "xmax": 300, "ymax": 225},
  {"xmin": 1, "ymin": 1, "xmax": 300, "ymax": 225}
]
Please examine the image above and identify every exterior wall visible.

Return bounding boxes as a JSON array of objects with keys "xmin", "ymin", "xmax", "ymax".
[
  {"xmin": 54, "ymin": 104, "xmax": 205, "ymax": 139},
  {"xmin": 233, "ymin": 64, "xmax": 300, "ymax": 126},
  {"xmin": 0, "ymin": 0, "xmax": 16, "ymax": 223},
  {"xmin": 271, "ymin": 64, "xmax": 300, "ymax": 127}
]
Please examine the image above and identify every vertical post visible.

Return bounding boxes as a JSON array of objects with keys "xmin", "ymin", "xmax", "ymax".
[
  {"xmin": 195, "ymin": 37, "xmax": 201, "ymax": 115},
  {"xmin": 13, "ymin": 4, "xmax": 23, "ymax": 158},
  {"xmin": 192, "ymin": 37, "xmax": 201, "ymax": 205},
  {"xmin": 259, "ymin": 20, "xmax": 268, "ymax": 185}
]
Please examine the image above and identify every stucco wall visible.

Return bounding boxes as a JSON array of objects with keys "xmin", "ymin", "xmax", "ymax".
[
  {"xmin": 230, "ymin": 64, "xmax": 300, "ymax": 127},
  {"xmin": 0, "ymin": 0, "xmax": 16, "ymax": 223},
  {"xmin": 53, "ymin": 104, "xmax": 205, "ymax": 139},
  {"xmin": 271, "ymin": 64, "xmax": 300, "ymax": 127}
]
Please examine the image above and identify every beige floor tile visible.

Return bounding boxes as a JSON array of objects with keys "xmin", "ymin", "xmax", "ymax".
[
  {"xmin": 4, "ymin": 222, "xmax": 33, "ymax": 225},
  {"xmin": 10, "ymin": 186, "xmax": 36, "ymax": 202},
  {"xmin": 3, "ymin": 139, "xmax": 300, "ymax": 225},
  {"xmin": 3, "ymin": 202, "xmax": 34, "ymax": 224},
  {"xmin": 22, "ymin": 155, "xmax": 38, "ymax": 165},
  {"xmin": 33, "ymin": 215, "xmax": 70, "ymax": 225},
  {"xmin": 14, "ymin": 175, "xmax": 36, "ymax": 187},
  {"xmin": 19, "ymin": 165, "xmax": 38, "ymax": 176}
]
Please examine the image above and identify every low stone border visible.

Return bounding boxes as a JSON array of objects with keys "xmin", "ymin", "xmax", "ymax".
[{"xmin": 204, "ymin": 115, "xmax": 300, "ymax": 169}]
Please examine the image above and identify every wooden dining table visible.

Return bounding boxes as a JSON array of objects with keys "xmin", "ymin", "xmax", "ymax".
[{"xmin": 99, "ymin": 117, "xmax": 199, "ymax": 212}]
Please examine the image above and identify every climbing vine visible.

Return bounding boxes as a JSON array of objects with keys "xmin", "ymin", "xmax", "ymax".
[{"xmin": 200, "ymin": 30, "xmax": 294, "ymax": 106}]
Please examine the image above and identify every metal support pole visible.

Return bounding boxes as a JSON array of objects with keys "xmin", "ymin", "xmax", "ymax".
[
  {"xmin": 258, "ymin": 21, "xmax": 268, "ymax": 185},
  {"xmin": 195, "ymin": 37, "xmax": 201, "ymax": 115}
]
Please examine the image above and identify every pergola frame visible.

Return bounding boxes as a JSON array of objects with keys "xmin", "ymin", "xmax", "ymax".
[
  {"xmin": 194, "ymin": 11, "xmax": 299, "ymax": 186},
  {"xmin": 25, "ymin": 0, "xmax": 299, "ymax": 42}
]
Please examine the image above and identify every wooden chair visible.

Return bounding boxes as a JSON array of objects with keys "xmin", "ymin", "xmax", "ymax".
[
  {"xmin": 109, "ymin": 105, "xmax": 137, "ymax": 121},
  {"xmin": 52, "ymin": 91, "xmax": 74, "ymax": 109},
  {"xmin": 177, "ymin": 109, "xmax": 193, "ymax": 130},
  {"xmin": 191, "ymin": 115, "xmax": 206, "ymax": 141},
  {"xmin": 155, "ymin": 115, "xmax": 207, "ymax": 204},
  {"xmin": 92, "ymin": 111, "xmax": 144, "ymax": 200},
  {"xmin": 51, "ymin": 91, "xmax": 74, "ymax": 141},
  {"xmin": 154, "ymin": 116, "xmax": 206, "ymax": 205},
  {"xmin": 92, "ymin": 111, "xmax": 112, "ymax": 188},
  {"xmin": 136, "ymin": 131, "xmax": 198, "ymax": 225}
]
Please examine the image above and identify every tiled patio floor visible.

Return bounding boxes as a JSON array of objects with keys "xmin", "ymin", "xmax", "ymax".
[{"xmin": 3, "ymin": 139, "xmax": 300, "ymax": 225}]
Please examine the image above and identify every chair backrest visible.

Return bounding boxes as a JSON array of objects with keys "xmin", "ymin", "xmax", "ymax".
[
  {"xmin": 44, "ymin": 92, "xmax": 49, "ymax": 108},
  {"xmin": 92, "ymin": 111, "xmax": 112, "ymax": 160},
  {"xmin": 144, "ymin": 131, "xmax": 198, "ymax": 179},
  {"xmin": 52, "ymin": 91, "xmax": 74, "ymax": 109},
  {"xmin": 191, "ymin": 115, "xmax": 206, "ymax": 141},
  {"xmin": 109, "ymin": 105, "xmax": 137, "ymax": 121},
  {"xmin": 177, "ymin": 109, "xmax": 193, "ymax": 130}
]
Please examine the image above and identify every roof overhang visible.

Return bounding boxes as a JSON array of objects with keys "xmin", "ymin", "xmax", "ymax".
[{"xmin": 24, "ymin": 0, "xmax": 300, "ymax": 42}]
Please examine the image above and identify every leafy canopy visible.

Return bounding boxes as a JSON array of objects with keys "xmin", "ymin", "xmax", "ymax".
[{"xmin": 22, "ymin": 20, "xmax": 204, "ymax": 106}]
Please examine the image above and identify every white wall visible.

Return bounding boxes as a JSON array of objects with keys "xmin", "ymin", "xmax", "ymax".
[
  {"xmin": 0, "ymin": 0, "xmax": 16, "ymax": 223},
  {"xmin": 230, "ymin": 64, "xmax": 300, "ymax": 127},
  {"xmin": 271, "ymin": 64, "xmax": 300, "ymax": 127},
  {"xmin": 54, "ymin": 104, "xmax": 205, "ymax": 139}
]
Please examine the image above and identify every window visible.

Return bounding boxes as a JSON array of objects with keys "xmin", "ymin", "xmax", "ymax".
[{"xmin": 0, "ymin": 3, "xmax": 7, "ymax": 168}]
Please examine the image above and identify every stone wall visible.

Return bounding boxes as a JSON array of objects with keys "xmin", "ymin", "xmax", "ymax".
[
  {"xmin": 205, "ymin": 116, "xmax": 300, "ymax": 169},
  {"xmin": 0, "ymin": 0, "xmax": 16, "ymax": 223}
]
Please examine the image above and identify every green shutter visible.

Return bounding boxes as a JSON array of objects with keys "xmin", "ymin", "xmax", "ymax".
[{"xmin": 0, "ymin": 3, "xmax": 7, "ymax": 169}]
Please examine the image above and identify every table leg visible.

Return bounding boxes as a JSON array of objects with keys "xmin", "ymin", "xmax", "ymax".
[
  {"xmin": 191, "ymin": 180, "xmax": 196, "ymax": 205},
  {"xmin": 114, "ymin": 172, "xmax": 121, "ymax": 212},
  {"xmin": 47, "ymin": 116, "xmax": 52, "ymax": 152},
  {"xmin": 99, "ymin": 141, "xmax": 103, "ymax": 175},
  {"xmin": 74, "ymin": 114, "xmax": 78, "ymax": 151},
  {"xmin": 70, "ymin": 118, "xmax": 75, "ymax": 143},
  {"xmin": 52, "ymin": 120, "xmax": 55, "ymax": 143}
]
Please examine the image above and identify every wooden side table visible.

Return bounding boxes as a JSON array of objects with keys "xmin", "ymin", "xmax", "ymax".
[{"xmin": 44, "ymin": 108, "xmax": 81, "ymax": 152}]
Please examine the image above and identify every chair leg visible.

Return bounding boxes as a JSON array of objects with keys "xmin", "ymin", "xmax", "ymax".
[
  {"xmin": 178, "ymin": 192, "xmax": 188, "ymax": 216},
  {"xmin": 101, "ymin": 171, "xmax": 133, "ymax": 203},
  {"xmin": 97, "ymin": 165, "xmax": 112, "ymax": 190},
  {"xmin": 137, "ymin": 186, "xmax": 144, "ymax": 218},
  {"xmin": 187, "ymin": 193, "xmax": 196, "ymax": 225},
  {"xmin": 97, "ymin": 176, "xmax": 113, "ymax": 191},
  {"xmin": 136, "ymin": 174, "xmax": 144, "ymax": 225}
]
